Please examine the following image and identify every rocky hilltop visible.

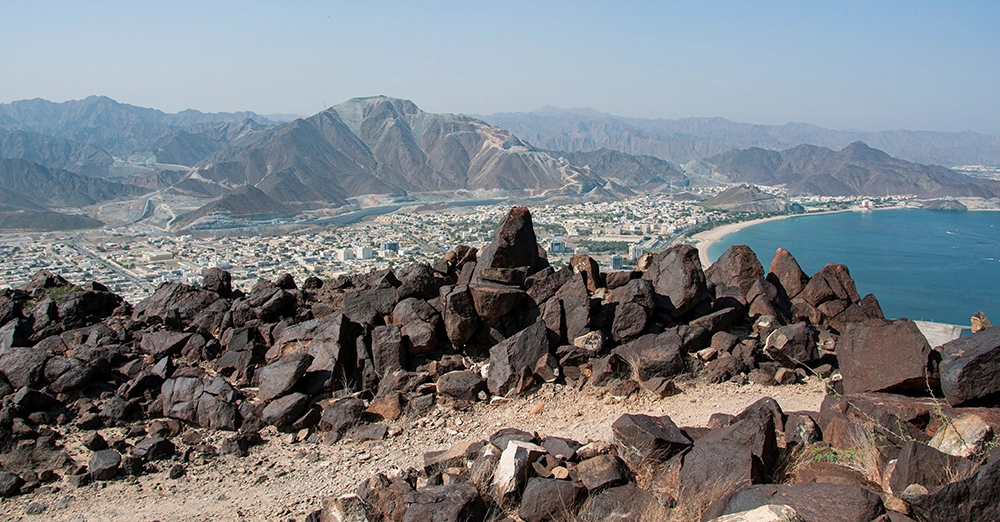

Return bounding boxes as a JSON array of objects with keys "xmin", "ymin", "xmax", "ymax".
[{"xmin": 0, "ymin": 207, "xmax": 998, "ymax": 521}]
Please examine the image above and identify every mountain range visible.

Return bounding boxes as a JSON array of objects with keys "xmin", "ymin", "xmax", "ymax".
[
  {"xmin": 480, "ymin": 107, "xmax": 1000, "ymax": 167},
  {"xmin": 0, "ymin": 95, "xmax": 998, "ymax": 231},
  {"xmin": 701, "ymin": 142, "xmax": 1000, "ymax": 198}
]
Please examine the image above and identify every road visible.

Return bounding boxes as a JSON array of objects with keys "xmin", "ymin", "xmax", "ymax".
[{"xmin": 69, "ymin": 234, "xmax": 152, "ymax": 291}]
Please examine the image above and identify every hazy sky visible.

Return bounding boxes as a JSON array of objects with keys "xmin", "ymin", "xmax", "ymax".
[{"xmin": 2, "ymin": 1, "xmax": 998, "ymax": 133}]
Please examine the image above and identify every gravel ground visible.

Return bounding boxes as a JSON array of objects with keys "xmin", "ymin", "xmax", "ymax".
[{"xmin": 0, "ymin": 378, "xmax": 827, "ymax": 522}]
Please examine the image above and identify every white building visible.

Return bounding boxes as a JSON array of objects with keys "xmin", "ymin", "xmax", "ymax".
[
  {"xmin": 336, "ymin": 248, "xmax": 355, "ymax": 261},
  {"xmin": 629, "ymin": 244, "xmax": 643, "ymax": 260},
  {"xmin": 355, "ymin": 246, "xmax": 374, "ymax": 260}
]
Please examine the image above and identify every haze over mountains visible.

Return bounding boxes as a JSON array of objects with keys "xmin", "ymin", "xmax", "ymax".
[
  {"xmin": 481, "ymin": 107, "xmax": 1000, "ymax": 167},
  {"xmin": 0, "ymin": 95, "xmax": 998, "ymax": 231}
]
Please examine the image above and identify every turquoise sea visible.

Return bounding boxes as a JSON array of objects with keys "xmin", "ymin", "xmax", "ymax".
[{"xmin": 707, "ymin": 209, "xmax": 1000, "ymax": 326}]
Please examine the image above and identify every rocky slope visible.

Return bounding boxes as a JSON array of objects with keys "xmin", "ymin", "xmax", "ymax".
[
  {"xmin": 701, "ymin": 185, "xmax": 804, "ymax": 214},
  {"xmin": 0, "ymin": 207, "xmax": 998, "ymax": 521}
]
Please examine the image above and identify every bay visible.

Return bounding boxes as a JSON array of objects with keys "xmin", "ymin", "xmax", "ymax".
[{"xmin": 707, "ymin": 209, "xmax": 1000, "ymax": 325}]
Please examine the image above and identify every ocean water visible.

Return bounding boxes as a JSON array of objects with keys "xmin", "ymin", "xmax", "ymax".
[{"xmin": 707, "ymin": 209, "xmax": 1000, "ymax": 325}]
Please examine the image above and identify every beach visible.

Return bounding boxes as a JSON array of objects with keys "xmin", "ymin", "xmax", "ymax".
[{"xmin": 691, "ymin": 209, "xmax": 851, "ymax": 268}]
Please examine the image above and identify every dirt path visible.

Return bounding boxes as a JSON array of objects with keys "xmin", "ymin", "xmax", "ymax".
[{"xmin": 0, "ymin": 378, "xmax": 827, "ymax": 522}]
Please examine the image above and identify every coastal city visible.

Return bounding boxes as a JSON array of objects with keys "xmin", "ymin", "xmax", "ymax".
[{"xmin": 0, "ymin": 190, "xmax": 916, "ymax": 305}]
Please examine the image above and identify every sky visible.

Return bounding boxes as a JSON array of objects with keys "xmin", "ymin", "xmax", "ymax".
[{"xmin": 1, "ymin": 1, "xmax": 998, "ymax": 133}]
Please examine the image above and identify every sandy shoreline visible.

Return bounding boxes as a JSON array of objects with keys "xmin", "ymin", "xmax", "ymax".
[{"xmin": 691, "ymin": 209, "xmax": 852, "ymax": 268}]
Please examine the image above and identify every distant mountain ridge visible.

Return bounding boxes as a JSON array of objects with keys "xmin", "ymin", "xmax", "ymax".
[
  {"xmin": 480, "ymin": 107, "xmax": 1000, "ymax": 167},
  {"xmin": 703, "ymin": 142, "xmax": 1000, "ymax": 198}
]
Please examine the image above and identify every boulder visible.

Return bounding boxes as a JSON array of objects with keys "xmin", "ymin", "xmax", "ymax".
[
  {"xmin": 835, "ymin": 319, "xmax": 932, "ymax": 395},
  {"xmin": 0, "ymin": 471, "xmax": 24, "ymax": 497},
  {"xmin": 262, "ymin": 392, "xmax": 311, "ymax": 430},
  {"xmin": 611, "ymin": 413, "xmax": 692, "ymax": 467},
  {"xmin": 641, "ymin": 244, "xmax": 712, "ymax": 318},
  {"xmin": 706, "ymin": 245, "xmax": 766, "ymax": 299},
  {"xmin": 908, "ymin": 458, "xmax": 1000, "ymax": 522},
  {"xmin": 132, "ymin": 282, "xmax": 219, "ymax": 324},
  {"xmin": 471, "ymin": 206, "xmax": 548, "ymax": 283},
  {"xmin": 492, "ymin": 440, "xmax": 546, "ymax": 504},
  {"xmin": 437, "ymin": 370, "xmax": 486, "ymax": 401},
  {"xmin": 888, "ymin": 441, "xmax": 978, "ymax": 497},
  {"xmin": 487, "ymin": 322, "xmax": 550, "ymax": 396},
  {"xmin": 201, "ymin": 267, "xmax": 232, "ymax": 297},
  {"xmin": 705, "ymin": 483, "xmax": 884, "ymax": 522},
  {"xmin": 570, "ymin": 254, "xmax": 603, "ymax": 292},
  {"xmin": 320, "ymin": 397, "xmax": 366, "ymax": 437},
  {"xmin": 161, "ymin": 376, "xmax": 240, "ymax": 430},
  {"xmin": 133, "ymin": 437, "xmax": 176, "ymax": 461},
  {"xmin": 576, "ymin": 483, "xmax": 671, "ymax": 522},
  {"xmin": 442, "ymin": 285, "xmax": 480, "ymax": 346},
  {"xmin": 396, "ymin": 263, "xmax": 445, "ymax": 300},
  {"xmin": 928, "ymin": 413, "xmax": 992, "ymax": 458},
  {"xmin": 767, "ymin": 248, "xmax": 809, "ymax": 299},
  {"xmin": 0, "ymin": 347, "xmax": 50, "ymax": 388},
  {"xmin": 613, "ymin": 331, "xmax": 687, "ymax": 381},
  {"xmin": 679, "ymin": 439, "xmax": 763, "ymax": 502},
  {"xmin": 401, "ymin": 320, "xmax": 438, "ymax": 355},
  {"xmin": 401, "ymin": 483, "xmax": 484, "ymax": 522},
  {"xmin": 518, "ymin": 477, "xmax": 585, "ymax": 522},
  {"xmin": 799, "ymin": 263, "xmax": 860, "ymax": 308},
  {"xmin": 256, "ymin": 353, "xmax": 313, "ymax": 402},
  {"xmin": 575, "ymin": 454, "xmax": 626, "ymax": 491},
  {"xmin": 371, "ymin": 325, "xmax": 405, "ymax": 378},
  {"xmin": 469, "ymin": 283, "xmax": 526, "ymax": 322},
  {"xmin": 764, "ymin": 323, "xmax": 820, "ymax": 368},
  {"xmin": 939, "ymin": 326, "xmax": 1000, "ymax": 406},
  {"xmin": 89, "ymin": 449, "xmax": 121, "ymax": 481}
]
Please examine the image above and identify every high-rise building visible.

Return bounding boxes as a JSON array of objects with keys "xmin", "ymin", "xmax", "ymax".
[
  {"xmin": 549, "ymin": 240, "xmax": 567, "ymax": 254},
  {"xmin": 629, "ymin": 244, "xmax": 643, "ymax": 260},
  {"xmin": 336, "ymin": 248, "xmax": 355, "ymax": 261},
  {"xmin": 610, "ymin": 254, "xmax": 624, "ymax": 271},
  {"xmin": 380, "ymin": 241, "xmax": 399, "ymax": 252},
  {"xmin": 355, "ymin": 246, "xmax": 374, "ymax": 260}
]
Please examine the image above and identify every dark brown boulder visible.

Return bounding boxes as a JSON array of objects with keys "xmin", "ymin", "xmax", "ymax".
[
  {"xmin": 605, "ymin": 270, "xmax": 640, "ymax": 290},
  {"xmin": 764, "ymin": 322, "xmax": 820, "ymax": 367},
  {"xmin": 256, "ymin": 353, "xmax": 313, "ymax": 403},
  {"xmin": 487, "ymin": 322, "xmax": 550, "ymax": 396},
  {"xmin": 341, "ymin": 287, "xmax": 397, "ymax": 326},
  {"xmin": 767, "ymin": 248, "xmax": 809, "ymax": 299},
  {"xmin": 575, "ymin": 454, "xmax": 627, "ymax": 491},
  {"xmin": 706, "ymin": 245, "xmax": 765, "ymax": 299},
  {"xmin": 442, "ymin": 285, "xmax": 480, "ymax": 346},
  {"xmin": 396, "ymin": 263, "xmax": 445, "ymax": 300},
  {"xmin": 612, "ymin": 331, "xmax": 686, "ymax": 381},
  {"xmin": 132, "ymin": 282, "xmax": 220, "ymax": 325},
  {"xmin": 799, "ymin": 263, "xmax": 860, "ymax": 308},
  {"xmin": 940, "ymin": 326, "xmax": 1000, "ymax": 406},
  {"xmin": 201, "ymin": 267, "xmax": 232, "ymax": 297},
  {"xmin": 518, "ymin": 477, "xmax": 585, "ymax": 522},
  {"xmin": 678, "ymin": 439, "xmax": 763, "ymax": 504},
  {"xmin": 261, "ymin": 392, "xmax": 310, "ymax": 430},
  {"xmin": 161, "ymin": 375, "xmax": 240, "ymax": 430},
  {"xmin": 401, "ymin": 482, "xmax": 484, "ymax": 522},
  {"xmin": 437, "ymin": 370, "xmax": 486, "ymax": 401},
  {"xmin": 554, "ymin": 272, "xmax": 591, "ymax": 342},
  {"xmin": 371, "ymin": 325, "xmax": 405, "ymax": 378},
  {"xmin": 704, "ymin": 483, "xmax": 885, "ymax": 522},
  {"xmin": 576, "ymin": 483, "xmax": 671, "ymax": 522},
  {"xmin": 909, "ymin": 458, "xmax": 1000, "ymax": 522},
  {"xmin": 611, "ymin": 413, "xmax": 692, "ymax": 467},
  {"xmin": 611, "ymin": 302, "xmax": 650, "ymax": 342},
  {"xmin": 401, "ymin": 320, "xmax": 438, "ymax": 355},
  {"xmin": 472, "ymin": 206, "xmax": 548, "ymax": 283},
  {"xmin": 888, "ymin": 440, "xmax": 978, "ymax": 497},
  {"xmin": 320, "ymin": 397, "xmax": 366, "ymax": 438},
  {"xmin": 469, "ymin": 283, "xmax": 526, "ymax": 322},
  {"xmin": 526, "ymin": 267, "xmax": 573, "ymax": 305},
  {"xmin": 392, "ymin": 297, "xmax": 441, "ymax": 327},
  {"xmin": 836, "ymin": 319, "xmax": 932, "ymax": 395},
  {"xmin": 641, "ymin": 244, "xmax": 711, "ymax": 318},
  {"xmin": 689, "ymin": 306, "xmax": 742, "ymax": 334},
  {"xmin": 0, "ymin": 346, "xmax": 50, "ymax": 388},
  {"xmin": 140, "ymin": 331, "xmax": 192, "ymax": 359}
]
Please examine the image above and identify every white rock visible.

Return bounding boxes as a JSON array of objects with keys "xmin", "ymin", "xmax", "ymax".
[
  {"xmin": 709, "ymin": 504, "xmax": 804, "ymax": 522},
  {"xmin": 492, "ymin": 440, "xmax": 546, "ymax": 503},
  {"xmin": 929, "ymin": 413, "xmax": 992, "ymax": 458}
]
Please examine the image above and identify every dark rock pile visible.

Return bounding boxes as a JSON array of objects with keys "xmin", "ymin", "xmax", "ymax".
[{"xmin": 0, "ymin": 207, "xmax": 998, "ymax": 521}]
